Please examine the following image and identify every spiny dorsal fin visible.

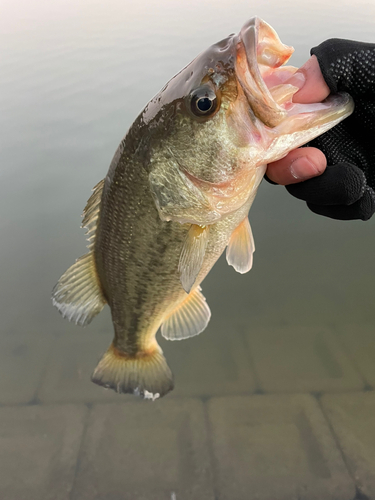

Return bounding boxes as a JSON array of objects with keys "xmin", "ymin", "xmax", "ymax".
[
  {"xmin": 161, "ymin": 286, "xmax": 211, "ymax": 341},
  {"xmin": 52, "ymin": 179, "xmax": 106, "ymax": 326},
  {"xmin": 81, "ymin": 179, "xmax": 105, "ymax": 249},
  {"xmin": 178, "ymin": 224, "xmax": 209, "ymax": 293},
  {"xmin": 226, "ymin": 217, "xmax": 255, "ymax": 274}
]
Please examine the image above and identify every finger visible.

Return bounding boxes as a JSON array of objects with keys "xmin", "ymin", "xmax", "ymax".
[
  {"xmin": 286, "ymin": 163, "xmax": 367, "ymax": 205},
  {"xmin": 307, "ymin": 186, "xmax": 375, "ymax": 221},
  {"xmin": 266, "ymin": 147, "xmax": 327, "ymax": 185},
  {"xmin": 286, "ymin": 55, "xmax": 330, "ymax": 104}
]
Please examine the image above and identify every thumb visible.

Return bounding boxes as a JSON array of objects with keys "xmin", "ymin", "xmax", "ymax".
[{"xmin": 286, "ymin": 55, "xmax": 330, "ymax": 104}]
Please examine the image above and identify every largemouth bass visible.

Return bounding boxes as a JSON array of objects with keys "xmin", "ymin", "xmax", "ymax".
[{"xmin": 52, "ymin": 17, "xmax": 353, "ymax": 400}]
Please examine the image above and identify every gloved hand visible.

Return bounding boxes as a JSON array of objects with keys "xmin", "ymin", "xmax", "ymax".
[{"xmin": 267, "ymin": 39, "xmax": 375, "ymax": 221}]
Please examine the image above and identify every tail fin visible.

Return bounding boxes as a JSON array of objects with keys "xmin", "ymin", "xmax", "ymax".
[{"xmin": 91, "ymin": 343, "xmax": 174, "ymax": 400}]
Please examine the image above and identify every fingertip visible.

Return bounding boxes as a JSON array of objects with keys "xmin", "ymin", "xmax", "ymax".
[
  {"xmin": 289, "ymin": 56, "xmax": 330, "ymax": 104},
  {"xmin": 289, "ymin": 156, "xmax": 320, "ymax": 181},
  {"xmin": 289, "ymin": 150, "xmax": 326, "ymax": 182},
  {"xmin": 266, "ymin": 148, "xmax": 327, "ymax": 185}
]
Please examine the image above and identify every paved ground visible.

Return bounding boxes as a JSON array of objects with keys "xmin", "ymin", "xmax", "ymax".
[{"xmin": 1, "ymin": 323, "xmax": 375, "ymax": 500}]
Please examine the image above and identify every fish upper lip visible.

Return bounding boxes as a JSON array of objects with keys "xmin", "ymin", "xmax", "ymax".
[{"xmin": 235, "ymin": 17, "xmax": 294, "ymax": 128}]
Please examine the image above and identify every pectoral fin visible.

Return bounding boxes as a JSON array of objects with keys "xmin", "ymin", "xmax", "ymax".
[
  {"xmin": 161, "ymin": 286, "xmax": 211, "ymax": 341},
  {"xmin": 178, "ymin": 224, "xmax": 209, "ymax": 293},
  {"xmin": 226, "ymin": 217, "xmax": 255, "ymax": 274}
]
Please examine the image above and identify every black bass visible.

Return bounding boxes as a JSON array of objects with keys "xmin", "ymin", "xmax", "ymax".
[{"xmin": 52, "ymin": 18, "xmax": 353, "ymax": 399}]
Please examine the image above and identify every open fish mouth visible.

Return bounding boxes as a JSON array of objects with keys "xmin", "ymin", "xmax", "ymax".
[{"xmin": 235, "ymin": 17, "xmax": 354, "ymax": 155}]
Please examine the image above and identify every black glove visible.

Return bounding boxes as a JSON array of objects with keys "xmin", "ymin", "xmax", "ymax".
[{"xmin": 286, "ymin": 39, "xmax": 375, "ymax": 221}]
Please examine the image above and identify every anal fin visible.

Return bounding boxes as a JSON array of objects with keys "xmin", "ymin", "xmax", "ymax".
[
  {"xmin": 178, "ymin": 224, "xmax": 209, "ymax": 293},
  {"xmin": 226, "ymin": 217, "xmax": 255, "ymax": 274},
  {"xmin": 161, "ymin": 286, "xmax": 211, "ymax": 341}
]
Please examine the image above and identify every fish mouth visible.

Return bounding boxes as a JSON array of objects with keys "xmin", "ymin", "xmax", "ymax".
[
  {"xmin": 236, "ymin": 17, "xmax": 294, "ymax": 128},
  {"xmin": 235, "ymin": 17, "xmax": 354, "ymax": 154}
]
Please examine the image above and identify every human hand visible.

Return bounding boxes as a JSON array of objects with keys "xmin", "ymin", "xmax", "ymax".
[
  {"xmin": 266, "ymin": 55, "xmax": 330, "ymax": 185},
  {"xmin": 267, "ymin": 40, "xmax": 375, "ymax": 221}
]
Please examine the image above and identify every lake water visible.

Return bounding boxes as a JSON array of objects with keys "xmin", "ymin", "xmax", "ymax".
[{"xmin": 1, "ymin": 0, "xmax": 375, "ymax": 498}]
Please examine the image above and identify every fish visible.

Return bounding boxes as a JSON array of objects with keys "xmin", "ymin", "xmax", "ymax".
[{"xmin": 52, "ymin": 17, "xmax": 354, "ymax": 400}]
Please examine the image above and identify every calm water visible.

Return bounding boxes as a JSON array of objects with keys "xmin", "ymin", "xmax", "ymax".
[{"xmin": 1, "ymin": 0, "xmax": 375, "ymax": 498}]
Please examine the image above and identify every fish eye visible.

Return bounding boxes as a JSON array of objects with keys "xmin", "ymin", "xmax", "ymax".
[{"xmin": 190, "ymin": 86, "xmax": 219, "ymax": 118}]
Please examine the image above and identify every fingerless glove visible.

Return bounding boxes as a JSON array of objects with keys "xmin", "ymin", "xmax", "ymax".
[{"xmin": 286, "ymin": 39, "xmax": 375, "ymax": 220}]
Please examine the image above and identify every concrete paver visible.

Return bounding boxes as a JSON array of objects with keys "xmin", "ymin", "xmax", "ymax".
[
  {"xmin": 321, "ymin": 392, "xmax": 375, "ymax": 498},
  {"xmin": 0, "ymin": 333, "xmax": 53, "ymax": 404},
  {"xmin": 0, "ymin": 404, "xmax": 87, "ymax": 500},
  {"xmin": 246, "ymin": 326, "xmax": 364, "ymax": 393},
  {"xmin": 160, "ymin": 321, "xmax": 256, "ymax": 397},
  {"xmin": 38, "ymin": 333, "xmax": 123, "ymax": 403},
  {"xmin": 336, "ymin": 324, "xmax": 375, "ymax": 388},
  {"xmin": 207, "ymin": 394, "xmax": 355, "ymax": 500},
  {"xmin": 72, "ymin": 399, "xmax": 214, "ymax": 500}
]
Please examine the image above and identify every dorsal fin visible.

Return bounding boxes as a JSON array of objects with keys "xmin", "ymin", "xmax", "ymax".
[
  {"xmin": 52, "ymin": 179, "xmax": 106, "ymax": 326},
  {"xmin": 81, "ymin": 179, "xmax": 105, "ymax": 249}
]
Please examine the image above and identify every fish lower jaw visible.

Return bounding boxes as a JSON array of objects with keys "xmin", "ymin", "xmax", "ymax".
[{"xmin": 258, "ymin": 92, "xmax": 354, "ymax": 164}]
